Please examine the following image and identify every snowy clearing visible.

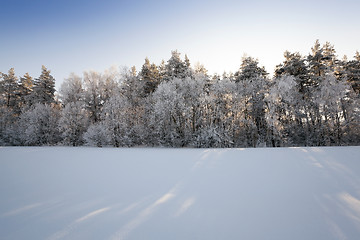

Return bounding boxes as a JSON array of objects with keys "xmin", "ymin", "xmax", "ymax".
[{"xmin": 1, "ymin": 146, "xmax": 360, "ymax": 240}]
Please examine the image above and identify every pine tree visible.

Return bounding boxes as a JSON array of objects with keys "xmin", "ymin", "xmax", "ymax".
[
  {"xmin": 322, "ymin": 41, "xmax": 337, "ymax": 70},
  {"xmin": 0, "ymin": 68, "xmax": 20, "ymax": 110},
  {"xmin": 140, "ymin": 57, "xmax": 160, "ymax": 95},
  {"xmin": 31, "ymin": 65, "xmax": 56, "ymax": 105},
  {"xmin": 275, "ymin": 51, "xmax": 310, "ymax": 94},
  {"xmin": 344, "ymin": 51, "xmax": 360, "ymax": 94},
  {"xmin": 307, "ymin": 40, "xmax": 328, "ymax": 86},
  {"xmin": 19, "ymin": 73, "xmax": 34, "ymax": 109},
  {"xmin": 158, "ymin": 60, "xmax": 166, "ymax": 82},
  {"xmin": 235, "ymin": 56, "xmax": 267, "ymax": 82},
  {"xmin": 164, "ymin": 50, "xmax": 189, "ymax": 81}
]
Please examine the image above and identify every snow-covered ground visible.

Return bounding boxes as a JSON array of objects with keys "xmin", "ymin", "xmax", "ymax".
[{"xmin": 0, "ymin": 147, "xmax": 360, "ymax": 240}]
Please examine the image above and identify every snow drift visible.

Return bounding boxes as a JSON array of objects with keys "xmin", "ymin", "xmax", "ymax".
[{"xmin": 0, "ymin": 146, "xmax": 360, "ymax": 239}]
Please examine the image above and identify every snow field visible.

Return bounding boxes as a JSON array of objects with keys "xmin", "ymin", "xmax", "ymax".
[{"xmin": 0, "ymin": 146, "xmax": 360, "ymax": 239}]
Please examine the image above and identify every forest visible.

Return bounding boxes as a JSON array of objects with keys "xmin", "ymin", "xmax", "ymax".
[{"xmin": 1, "ymin": 40, "xmax": 359, "ymax": 148}]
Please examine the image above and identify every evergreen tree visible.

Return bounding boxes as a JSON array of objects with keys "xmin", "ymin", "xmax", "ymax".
[
  {"xmin": 307, "ymin": 40, "xmax": 329, "ymax": 86},
  {"xmin": 31, "ymin": 65, "xmax": 56, "ymax": 105},
  {"xmin": 158, "ymin": 60, "xmax": 167, "ymax": 82},
  {"xmin": 18, "ymin": 73, "xmax": 34, "ymax": 109},
  {"xmin": 275, "ymin": 51, "xmax": 310, "ymax": 94},
  {"xmin": 164, "ymin": 50, "xmax": 189, "ymax": 81},
  {"xmin": 140, "ymin": 57, "xmax": 160, "ymax": 95},
  {"xmin": 0, "ymin": 68, "xmax": 20, "ymax": 110},
  {"xmin": 322, "ymin": 41, "xmax": 338, "ymax": 71},
  {"xmin": 344, "ymin": 51, "xmax": 360, "ymax": 94},
  {"xmin": 235, "ymin": 56, "xmax": 267, "ymax": 82}
]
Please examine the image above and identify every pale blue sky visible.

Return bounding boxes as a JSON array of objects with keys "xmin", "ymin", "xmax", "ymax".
[{"xmin": 1, "ymin": 0, "xmax": 359, "ymax": 89}]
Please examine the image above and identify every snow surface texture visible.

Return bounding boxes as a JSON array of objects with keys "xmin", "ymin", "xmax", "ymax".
[{"xmin": 0, "ymin": 147, "xmax": 360, "ymax": 240}]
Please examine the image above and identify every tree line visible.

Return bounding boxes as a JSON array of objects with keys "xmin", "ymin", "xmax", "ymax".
[{"xmin": 1, "ymin": 40, "xmax": 359, "ymax": 147}]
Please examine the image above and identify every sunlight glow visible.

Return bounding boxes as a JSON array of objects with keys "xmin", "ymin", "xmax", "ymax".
[{"xmin": 174, "ymin": 197, "xmax": 196, "ymax": 217}]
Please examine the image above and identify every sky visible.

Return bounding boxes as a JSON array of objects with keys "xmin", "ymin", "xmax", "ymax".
[{"xmin": 1, "ymin": 0, "xmax": 359, "ymax": 90}]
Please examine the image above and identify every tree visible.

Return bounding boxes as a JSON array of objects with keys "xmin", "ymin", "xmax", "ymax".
[
  {"xmin": 119, "ymin": 67, "xmax": 146, "ymax": 145},
  {"xmin": 120, "ymin": 66, "xmax": 143, "ymax": 106},
  {"xmin": 314, "ymin": 74, "xmax": 352, "ymax": 145},
  {"xmin": 164, "ymin": 50, "xmax": 190, "ymax": 81},
  {"xmin": 266, "ymin": 76, "xmax": 305, "ymax": 146},
  {"xmin": 235, "ymin": 56, "xmax": 269, "ymax": 146},
  {"xmin": 18, "ymin": 103, "xmax": 60, "ymax": 145},
  {"xmin": 83, "ymin": 71, "xmax": 103, "ymax": 123},
  {"xmin": 31, "ymin": 65, "xmax": 56, "ymax": 105},
  {"xmin": 235, "ymin": 56, "xmax": 267, "ymax": 82},
  {"xmin": 275, "ymin": 51, "xmax": 310, "ymax": 94},
  {"xmin": 344, "ymin": 51, "xmax": 360, "ymax": 94},
  {"xmin": 18, "ymin": 73, "xmax": 34, "ymax": 109},
  {"xmin": 149, "ymin": 76, "xmax": 206, "ymax": 146},
  {"xmin": 58, "ymin": 102, "xmax": 89, "ymax": 146},
  {"xmin": 201, "ymin": 78, "xmax": 239, "ymax": 147},
  {"xmin": 140, "ymin": 57, "xmax": 160, "ymax": 95},
  {"xmin": 59, "ymin": 73, "xmax": 84, "ymax": 106},
  {"xmin": 0, "ymin": 68, "xmax": 20, "ymax": 111},
  {"xmin": 83, "ymin": 69, "xmax": 119, "ymax": 123},
  {"xmin": 83, "ymin": 122, "xmax": 110, "ymax": 147},
  {"xmin": 322, "ymin": 41, "xmax": 338, "ymax": 71},
  {"xmin": 101, "ymin": 94, "xmax": 133, "ymax": 147},
  {"xmin": 0, "ymin": 69, "xmax": 21, "ymax": 144},
  {"xmin": 307, "ymin": 40, "xmax": 330, "ymax": 86}
]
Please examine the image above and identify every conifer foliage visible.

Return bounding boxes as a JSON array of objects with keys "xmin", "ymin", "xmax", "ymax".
[{"xmin": 0, "ymin": 41, "xmax": 359, "ymax": 147}]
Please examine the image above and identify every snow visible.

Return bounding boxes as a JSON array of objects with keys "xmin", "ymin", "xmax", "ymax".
[{"xmin": 0, "ymin": 146, "xmax": 360, "ymax": 240}]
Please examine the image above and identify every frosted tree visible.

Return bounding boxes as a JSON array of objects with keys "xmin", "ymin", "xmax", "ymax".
[
  {"xmin": 83, "ymin": 122, "xmax": 110, "ymax": 147},
  {"xmin": 18, "ymin": 103, "xmax": 60, "ymax": 145},
  {"xmin": 59, "ymin": 73, "xmax": 84, "ymax": 106},
  {"xmin": 149, "ymin": 76, "xmax": 207, "ymax": 146},
  {"xmin": 120, "ymin": 66, "xmax": 142, "ymax": 105},
  {"xmin": 197, "ymin": 78, "xmax": 238, "ymax": 147},
  {"xmin": 58, "ymin": 102, "xmax": 89, "ymax": 146},
  {"xmin": 266, "ymin": 76, "xmax": 305, "ymax": 146},
  {"xmin": 83, "ymin": 71, "xmax": 103, "ymax": 123},
  {"xmin": 118, "ymin": 66, "xmax": 146, "ymax": 145},
  {"xmin": 58, "ymin": 73, "xmax": 89, "ymax": 146},
  {"xmin": 83, "ymin": 69, "xmax": 119, "ymax": 123},
  {"xmin": 101, "ymin": 66, "xmax": 120, "ymax": 102},
  {"xmin": 235, "ymin": 57, "xmax": 269, "ymax": 147},
  {"xmin": 150, "ymin": 78, "xmax": 186, "ymax": 146},
  {"xmin": 101, "ymin": 94, "xmax": 133, "ymax": 147},
  {"xmin": 314, "ymin": 73, "xmax": 352, "ymax": 145},
  {"xmin": 275, "ymin": 51, "xmax": 310, "ymax": 94}
]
